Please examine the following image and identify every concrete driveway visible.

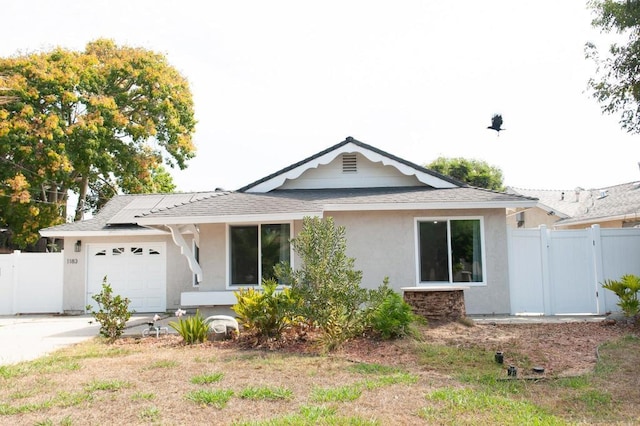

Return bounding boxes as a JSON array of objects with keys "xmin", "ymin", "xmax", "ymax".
[
  {"xmin": 0, "ymin": 315, "xmax": 101, "ymax": 366},
  {"xmin": 0, "ymin": 314, "xmax": 176, "ymax": 366}
]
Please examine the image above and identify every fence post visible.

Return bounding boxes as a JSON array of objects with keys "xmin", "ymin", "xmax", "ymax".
[
  {"xmin": 539, "ymin": 225, "xmax": 553, "ymax": 315},
  {"xmin": 11, "ymin": 250, "xmax": 20, "ymax": 315},
  {"xmin": 590, "ymin": 224, "xmax": 605, "ymax": 314}
]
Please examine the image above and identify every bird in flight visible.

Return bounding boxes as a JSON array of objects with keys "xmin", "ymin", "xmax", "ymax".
[{"xmin": 487, "ymin": 114, "xmax": 505, "ymax": 135}]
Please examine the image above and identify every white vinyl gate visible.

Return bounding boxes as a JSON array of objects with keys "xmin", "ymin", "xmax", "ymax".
[
  {"xmin": 508, "ymin": 225, "xmax": 640, "ymax": 315},
  {"xmin": 0, "ymin": 251, "xmax": 63, "ymax": 315}
]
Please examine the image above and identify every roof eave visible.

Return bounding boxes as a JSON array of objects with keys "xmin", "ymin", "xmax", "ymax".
[
  {"xmin": 555, "ymin": 213, "xmax": 634, "ymax": 228},
  {"xmin": 39, "ymin": 228, "xmax": 169, "ymax": 238},
  {"xmin": 135, "ymin": 211, "xmax": 324, "ymax": 226},
  {"xmin": 323, "ymin": 200, "xmax": 538, "ymax": 212}
]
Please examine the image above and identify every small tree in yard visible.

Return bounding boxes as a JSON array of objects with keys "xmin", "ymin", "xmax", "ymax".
[
  {"xmin": 278, "ymin": 216, "xmax": 367, "ymax": 350},
  {"xmin": 276, "ymin": 216, "xmax": 416, "ymax": 350},
  {"xmin": 86, "ymin": 276, "xmax": 134, "ymax": 342}
]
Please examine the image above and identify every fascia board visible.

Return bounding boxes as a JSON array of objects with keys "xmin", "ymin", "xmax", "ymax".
[
  {"xmin": 135, "ymin": 211, "xmax": 322, "ymax": 226},
  {"xmin": 555, "ymin": 213, "xmax": 628, "ymax": 228},
  {"xmin": 245, "ymin": 142, "xmax": 457, "ymax": 193},
  {"xmin": 39, "ymin": 228, "xmax": 168, "ymax": 238},
  {"xmin": 322, "ymin": 200, "xmax": 538, "ymax": 212}
]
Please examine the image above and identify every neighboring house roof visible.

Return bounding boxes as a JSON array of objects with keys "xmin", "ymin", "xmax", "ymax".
[
  {"xmin": 509, "ymin": 182, "xmax": 640, "ymax": 227},
  {"xmin": 507, "ymin": 187, "xmax": 589, "ymax": 219}
]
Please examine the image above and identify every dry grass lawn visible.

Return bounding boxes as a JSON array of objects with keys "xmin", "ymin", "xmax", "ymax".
[{"xmin": 0, "ymin": 320, "xmax": 638, "ymax": 425}]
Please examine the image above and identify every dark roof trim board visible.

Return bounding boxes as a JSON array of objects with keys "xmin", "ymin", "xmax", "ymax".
[{"xmin": 237, "ymin": 136, "xmax": 467, "ymax": 193}]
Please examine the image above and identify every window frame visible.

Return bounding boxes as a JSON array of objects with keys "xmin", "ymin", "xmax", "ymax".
[
  {"xmin": 414, "ymin": 216, "xmax": 487, "ymax": 287},
  {"xmin": 226, "ymin": 221, "xmax": 293, "ymax": 288}
]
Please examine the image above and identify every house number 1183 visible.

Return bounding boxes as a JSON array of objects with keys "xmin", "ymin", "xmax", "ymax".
[{"xmin": 66, "ymin": 259, "xmax": 78, "ymax": 264}]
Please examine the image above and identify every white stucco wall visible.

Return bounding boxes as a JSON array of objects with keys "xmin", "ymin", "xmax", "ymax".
[
  {"xmin": 63, "ymin": 207, "xmax": 511, "ymax": 315},
  {"xmin": 198, "ymin": 223, "xmax": 227, "ymax": 291},
  {"xmin": 327, "ymin": 208, "xmax": 511, "ymax": 315}
]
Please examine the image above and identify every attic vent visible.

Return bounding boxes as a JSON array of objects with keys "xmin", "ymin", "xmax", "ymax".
[{"xmin": 342, "ymin": 153, "xmax": 357, "ymax": 173}]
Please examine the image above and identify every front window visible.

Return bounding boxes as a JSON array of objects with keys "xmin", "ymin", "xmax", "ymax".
[
  {"xmin": 417, "ymin": 218, "xmax": 484, "ymax": 284},
  {"xmin": 230, "ymin": 223, "xmax": 291, "ymax": 285}
]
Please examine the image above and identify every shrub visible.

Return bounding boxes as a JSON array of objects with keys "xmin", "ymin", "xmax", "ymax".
[
  {"xmin": 168, "ymin": 309, "xmax": 209, "ymax": 344},
  {"xmin": 281, "ymin": 216, "xmax": 368, "ymax": 349},
  {"xmin": 364, "ymin": 279, "xmax": 417, "ymax": 339},
  {"xmin": 368, "ymin": 290, "xmax": 416, "ymax": 339},
  {"xmin": 86, "ymin": 276, "xmax": 134, "ymax": 342},
  {"xmin": 602, "ymin": 274, "xmax": 640, "ymax": 317},
  {"xmin": 232, "ymin": 279, "xmax": 301, "ymax": 339}
]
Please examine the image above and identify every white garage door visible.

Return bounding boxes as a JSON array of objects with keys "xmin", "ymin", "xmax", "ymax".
[{"xmin": 87, "ymin": 243, "xmax": 166, "ymax": 313}]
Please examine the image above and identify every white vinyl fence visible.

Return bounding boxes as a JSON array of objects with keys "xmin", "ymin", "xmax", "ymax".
[
  {"xmin": 0, "ymin": 251, "xmax": 63, "ymax": 315},
  {"xmin": 508, "ymin": 225, "xmax": 640, "ymax": 315}
]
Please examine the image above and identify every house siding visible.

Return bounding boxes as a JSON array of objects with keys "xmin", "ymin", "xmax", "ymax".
[
  {"xmin": 327, "ymin": 208, "xmax": 510, "ymax": 315},
  {"xmin": 506, "ymin": 207, "xmax": 561, "ymax": 229},
  {"xmin": 198, "ymin": 223, "xmax": 227, "ymax": 291}
]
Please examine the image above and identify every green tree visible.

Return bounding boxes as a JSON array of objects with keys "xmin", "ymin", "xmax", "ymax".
[
  {"xmin": 0, "ymin": 39, "xmax": 196, "ymax": 247},
  {"xmin": 426, "ymin": 157, "xmax": 505, "ymax": 191},
  {"xmin": 586, "ymin": 0, "xmax": 640, "ymax": 133}
]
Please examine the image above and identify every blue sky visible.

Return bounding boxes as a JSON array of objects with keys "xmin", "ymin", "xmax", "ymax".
[{"xmin": 2, "ymin": 1, "xmax": 639, "ymax": 192}]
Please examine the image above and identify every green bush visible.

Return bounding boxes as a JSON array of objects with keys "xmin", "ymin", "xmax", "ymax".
[
  {"xmin": 86, "ymin": 276, "xmax": 134, "ymax": 342},
  {"xmin": 602, "ymin": 274, "xmax": 640, "ymax": 317},
  {"xmin": 368, "ymin": 290, "xmax": 416, "ymax": 339},
  {"xmin": 168, "ymin": 309, "xmax": 209, "ymax": 344},
  {"xmin": 232, "ymin": 279, "xmax": 301, "ymax": 339},
  {"xmin": 281, "ymin": 216, "xmax": 368, "ymax": 350}
]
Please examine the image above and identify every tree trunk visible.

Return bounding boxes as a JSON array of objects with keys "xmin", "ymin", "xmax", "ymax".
[{"xmin": 74, "ymin": 175, "xmax": 89, "ymax": 222}]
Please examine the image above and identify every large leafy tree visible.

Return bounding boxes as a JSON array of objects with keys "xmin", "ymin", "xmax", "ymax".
[
  {"xmin": 426, "ymin": 157, "xmax": 505, "ymax": 191},
  {"xmin": 586, "ymin": 0, "xmax": 640, "ymax": 133},
  {"xmin": 0, "ymin": 39, "xmax": 196, "ymax": 247}
]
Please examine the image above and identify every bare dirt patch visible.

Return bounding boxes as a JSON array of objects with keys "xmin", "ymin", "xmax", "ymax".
[
  {"xmin": 3, "ymin": 318, "xmax": 638, "ymax": 425},
  {"xmin": 122, "ymin": 318, "xmax": 637, "ymax": 377},
  {"xmin": 331, "ymin": 319, "xmax": 636, "ymax": 377}
]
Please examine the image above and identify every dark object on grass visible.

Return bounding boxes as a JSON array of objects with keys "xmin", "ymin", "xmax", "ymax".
[{"xmin": 495, "ymin": 351, "xmax": 504, "ymax": 364}]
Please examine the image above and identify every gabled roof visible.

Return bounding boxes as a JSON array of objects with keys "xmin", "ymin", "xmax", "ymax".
[
  {"xmin": 238, "ymin": 136, "xmax": 466, "ymax": 192},
  {"xmin": 509, "ymin": 182, "xmax": 640, "ymax": 227}
]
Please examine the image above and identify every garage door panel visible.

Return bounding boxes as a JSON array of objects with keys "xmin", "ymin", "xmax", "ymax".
[{"xmin": 87, "ymin": 243, "xmax": 166, "ymax": 313}]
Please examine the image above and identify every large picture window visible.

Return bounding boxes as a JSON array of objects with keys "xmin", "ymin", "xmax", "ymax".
[
  {"xmin": 417, "ymin": 218, "xmax": 484, "ymax": 284},
  {"xmin": 230, "ymin": 223, "xmax": 291, "ymax": 285}
]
